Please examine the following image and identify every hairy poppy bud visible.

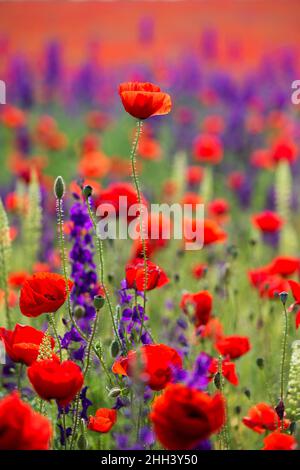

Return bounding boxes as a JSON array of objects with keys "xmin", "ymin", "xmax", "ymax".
[
  {"xmin": 77, "ymin": 434, "xmax": 88, "ymax": 450},
  {"xmin": 108, "ymin": 387, "xmax": 122, "ymax": 398},
  {"xmin": 279, "ymin": 291, "xmax": 288, "ymax": 305},
  {"xmin": 214, "ymin": 372, "xmax": 221, "ymax": 390},
  {"xmin": 54, "ymin": 176, "xmax": 65, "ymax": 200},
  {"xmin": 82, "ymin": 185, "xmax": 93, "ymax": 200},
  {"xmin": 243, "ymin": 388, "xmax": 251, "ymax": 399},
  {"xmin": 107, "ymin": 273, "xmax": 114, "ymax": 284},
  {"xmin": 74, "ymin": 305, "xmax": 85, "ymax": 319},
  {"xmin": 110, "ymin": 340, "xmax": 120, "ymax": 358},
  {"xmin": 256, "ymin": 357, "xmax": 264, "ymax": 369},
  {"xmin": 275, "ymin": 400, "xmax": 285, "ymax": 420},
  {"xmin": 93, "ymin": 295, "xmax": 105, "ymax": 310}
]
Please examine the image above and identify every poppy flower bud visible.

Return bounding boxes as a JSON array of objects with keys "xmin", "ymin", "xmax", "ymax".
[
  {"xmin": 275, "ymin": 400, "xmax": 285, "ymax": 420},
  {"xmin": 256, "ymin": 357, "xmax": 264, "ymax": 369},
  {"xmin": 93, "ymin": 295, "xmax": 105, "ymax": 310},
  {"xmin": 174, "ymin": 273, "xmax": 180, "ymax": 283},
  {"xmin": 235, "ymin": 406, "xmax": 241, "ymax": 415},
  {"xmin": 107, "ymin": 273, "xmax": 114, "ymax": 284},
  {"xmin": 279, "ymin": 291, "xmax": 288, "ymax": 305},
  {"xmin": 77, "ymin": 434, "xmax": 88, "ymax": 450},
  {"xmin": 74, "ymin": 305, "xmax": 85, "ymax": 319},
  {"xmin": 243, "ymin": 388, "xmax": 251, "ymax": 399},
  {"xmin": 110, "ymin": 340, "xmax": 120, "ymax": 358},
  {"xmin": 108, "ymin": 387, "xmax": 122, "ymax": 398},
  {"xmin": 83, "ymin": 185, "xmax": 93, "ymax": 200},
  {"xmin": 54, "ymin": 176, "xmax": 65, "ymax": 200},
  {"xmin": 214, "ymin": 372, "xmax": 221, "ymax": 390}
]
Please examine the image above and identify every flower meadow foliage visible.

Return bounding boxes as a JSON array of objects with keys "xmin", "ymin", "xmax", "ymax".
[{"xmin": 0, "ymin": 38, "xmax": 300, "ymax": 452}]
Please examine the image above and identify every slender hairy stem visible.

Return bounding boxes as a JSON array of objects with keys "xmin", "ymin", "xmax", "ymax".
[
  {"xmin": 48, "ymin": 314, "xmax": 62, "ymax": 362},
  {"xmin": 280, "ymin": 303, "xmax": 289, "ymax": 405},
  {"xmin": 129, "ymin": 120, "xmax": 148, "ymax": 340},
  {"xmin": 70, "ymin": 394, "xmax": 81, "ymax": 450},
  {"xmin": 86, "ymin": 198, "xmax": 123, "ymax": 352},
  {"xmin": 218, "ymin": 355, "xmax": 230, "ymax": 450},
  {"xmin": 84, "ymin": 308, "xmax": 100, "ymax": 377}
]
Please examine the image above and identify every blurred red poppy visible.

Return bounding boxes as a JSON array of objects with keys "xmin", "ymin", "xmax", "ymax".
[
  {"xmin": 126, "ymin": 258, "xmax": 169, "ymax": 291},
  {"xmin": 150, "ymin": 384, "xmax": 225, "ymax": 450},
  {"xmin": 180, "ymin": 290, "xmax": 212, "ymax": 327},
  {"xmin": 215, "ymin": 335, "xmax": 250, "ymax": 359},
  {"xmin": 252, "ymin": 211, "xmax": 284, "ymax": 233},
  {"xmin": 209, "ymin": 358, "xmax": 239, "ymax": 386},
  {"xmin": 0, "ymin": 392, "xmax": 52, "ymax": 450},
  {"xmin": 262, "ymin": 432, "xmax": 297, "ymax": 450},
  {"xmin": 192, "ymin": 263, "xmax": 208, "ymax": 280},
  {"xmin": 271, "ymin": 138, "xmax": 298, "ymax": 165},
  {"xmin": 186, "ymin": 166, "xmax": 204, "ymax": 186},
  {"xmin": 243, "ymin": 403, "xmax": 289, "ymax": 434},
  {"xmin": 112, "ymin": 344, "xmax": 182, "ymax": 391},
  {"xmin": 27, "ymin": 357, "xmax": 83, "ymax": 407},
  {"xmin": 119, "ymin": 82, "xmax": 171, "ymax": 120},
  {"xmin": 20, "ymin": 272, "xmax": 73, "ymax": 317},
  {"xmin": 193, "ymin": 134, "xmax": 223, "ymax": 164},
  {"xmin": 8, "ymin": 271, "xmax": 29, "ymax": 289},
  {"xmin": 0, "ymin": 324, "xmax": 55, "ymax": 366},
  {"xmin": 88, "ymin": 408, "xmax": 117, "ymax": 433}
]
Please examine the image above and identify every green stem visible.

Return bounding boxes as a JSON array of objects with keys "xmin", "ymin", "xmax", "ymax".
[
  {"xmin": 84, "ymin": 308, "xmax": 100, "ymax": 377},
  {"xmin": 280, "ymin": 304, "xmax": 289, "ymax": 404},
  {"xmin": 48, "ymin": 314, "xmax": 62, "ymax": 362},
  {"xmin": 129, "ymin": 120, "xmax": 148, "ymax": 340},
  {"xmin": 86, "ymin": 199, "xmax": 123, "ymax": 352},
  {"xmin": 218, "ymin": 355, "xmax": 230, "ymax": 450}
]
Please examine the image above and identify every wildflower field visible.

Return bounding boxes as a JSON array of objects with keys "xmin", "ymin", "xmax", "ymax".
[{"xmin": 0, "ymin": 1, "xmax": 300, "ymax": 453}]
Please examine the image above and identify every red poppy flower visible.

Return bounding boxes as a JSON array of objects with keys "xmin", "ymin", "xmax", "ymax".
[
  {"xmin": 271, "ymin": 138, "xmax": 297, "ymax": 165},
  {"xmin": 262, "ymin": 432, "xmax": 297, "ymax": 450},
  {"xmin": 287, "ymin": 280, "xmax": 300, "ymax": 328},
  {"xmin": 88, "ymin": 408, "xmax": 117, "ymax": 433},
  {"xmin": 248, "ymin": 267, "xmax": 270, "ymax": 289},
  {"xmin": 150, "ymin": 384, "xmax": 225, "ymax": 450},
  {"xmin": 131, "ymin": 212, "xmax": 171, "ymax": 259},
  {"xmin": 193, "ymin": 134, "xmax": 223, "ymax": 165},
  {"xmin": 181, "ymin": 192, "xmax": 203, "ymax": 210},
  {"xmin": 180, "ymin": 291, "xmax": 212, "ymax": 327},
  {"xmin": 119, "ymin": 82, "xmax": 171, "ymax": 120},
  {"xmin": 27, "ymin": 357, "xmax": 84, "ymax": 406},
  {"xmin": 19, "ymin": 272, "xmax": 73, "ymax": 317},
  {"xmin": 267, "ymin": 256, "xmax": 300, "ymax": 277},
  {"xmin": 215, "ymin": 335, "xmax": 251, "ymax": 359},
  {"xmin": 243, "ymin": 403, "xmax": 290, "ymax": 434},
  {"xmin": 1, "ymin": 105, "xmax": 26, "ymax": 128},
  {"xmin": 208, "ymin": 198, "xmax": 229, "ymax": 217},
  {"xmin": 199, "ymin": 317, "xmax": 224, "ymax": 342},
  {"xmin": 252, "ymin": 211, "xmax": 284, "ymax": 233},
  {"xmin": 250, "ymin": 149, "xmax": 274, "ymax": 170},
  {"xmin": 95, "ymin": 182, "xmax": 147, "ymax": 223},
  {"xmin": 0, "ymin": 392, "xmax": 52, "ymax": 450},
  {"xmin": 112, "ymin": 344, "xmax": 182, "ymax": 391},
  {"xmin": 78, "ymin": 151, "xmax": 111, "ymax": 179},
  {"xmin": 202, "ymin": 115, "xmax": 224, "ymax": 135},
  {"xmin": 0, "ymin": 324, "xmax": 55, "ymax": 366},
  {"xmin": 138, "ymin": 136, "xmax": 162, "ymax": 161},
  {"xmin": 126, "ymin": 259, "xmax": 169, "ymax": 291},
  {"xmin": 8, "ymin": 271, "xmax": 29, "ymax": 289},
  {"xmin": 192, "ymin": 263, "xmax": 208, "ymax": 280},
  {"xmin": 209, "ymin": 358, "xmax": 239, "ymax": 386},
  {"xmin": 257, "ymin": 274, "xmax": 289, "ymax": 299},
  {"xmin": 227, "ymin": 171, "xmax": 246, "ymax": 191},
  {"xmin": 183, "ymin": 218, "xmax": 227, "ymax": 247},
  {"xmin": 186, "ymin": 166, "xmax": 204, "ymax": 186}
]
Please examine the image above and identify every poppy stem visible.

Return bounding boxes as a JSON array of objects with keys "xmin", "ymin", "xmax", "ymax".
[
  {"xmin": 130, "ymin": 120, "xmax": 148, "ymax": 340},
  {"xmin": 217, "ymin": 355, "xmax": 230, "ymax": 450},
  {"xmin": 48, "ymin": 313, "xmax": 62, "ymax": 362},
  {"xmin": 17, "ymin": 363, "xmax": 24, "ymax": 393},
  {"xmin": 84, "ymin": 308, "xmax": 100, "ymax": 377},
  {"xmin": 85, "ymin": 198, "xmax": 123, "ymax": 353},
  {"xmin": 280, "ymin": 303, "xmax": 289, "ymax": 407}
]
